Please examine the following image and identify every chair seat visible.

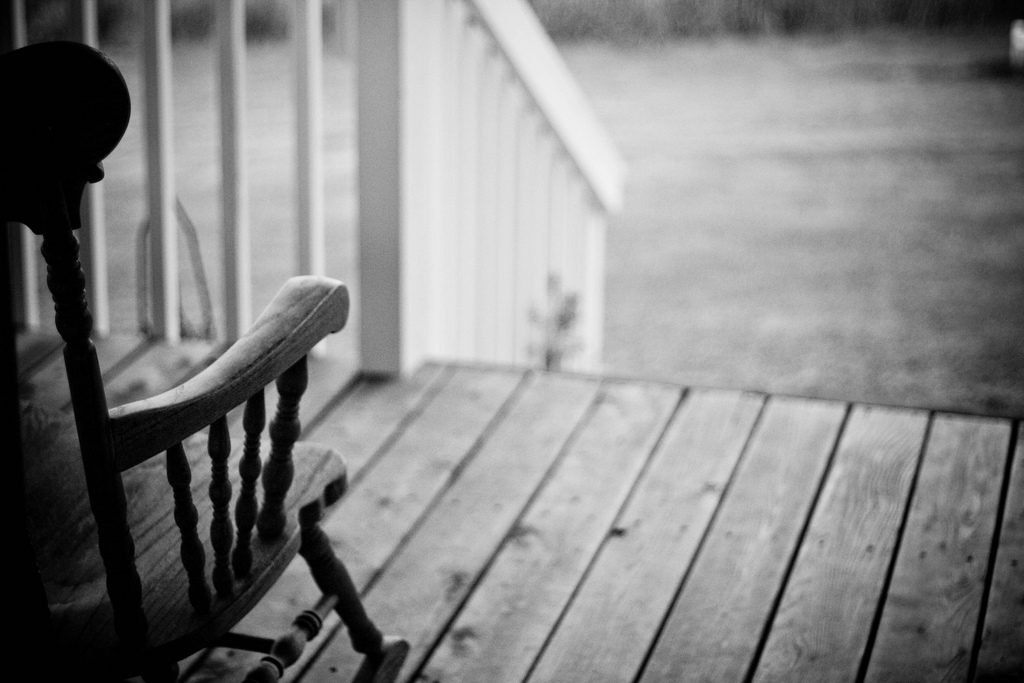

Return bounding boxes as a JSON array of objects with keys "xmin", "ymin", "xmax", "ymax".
[{"xmin": 22, "ymin": 402, "xmax": 347, "ymax": 677}]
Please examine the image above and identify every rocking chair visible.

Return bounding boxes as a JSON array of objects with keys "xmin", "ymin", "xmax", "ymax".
[{"xmin": 1, "ymin": 41, "xmax": 408, "ymax": 682}]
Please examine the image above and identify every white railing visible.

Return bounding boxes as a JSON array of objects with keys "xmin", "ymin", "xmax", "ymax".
[
  {"xmin": 6, "ymin": 0, "xmax": 623, "ymax": 375},
  {"xmin": 358, "ymin": 0, "xmax": 624, "ymax": 373}
]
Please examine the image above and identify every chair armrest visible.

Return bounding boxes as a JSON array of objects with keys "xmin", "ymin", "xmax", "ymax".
[{"xmin": 108, "ymin": 276, "xmax": 348, "ymax": 471}]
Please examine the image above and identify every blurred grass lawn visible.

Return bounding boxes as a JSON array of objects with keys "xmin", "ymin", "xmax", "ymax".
[
  {"xmin": 564, "ymin": 29, "xmax": 1024, "ymax": 415},
  {"xmin": 91, "ymin": 27, "xmax": 1023, "ymax": 416}
]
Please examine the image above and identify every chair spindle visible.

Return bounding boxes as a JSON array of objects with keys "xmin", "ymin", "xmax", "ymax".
[
  {"xmin": 166, "ymin": 442, "xmax": 211, "ymax": 612},
  {"xmin": 233, "ymin": 390, "xmax": 266, "ymax": 576},
  {"xmin": 257, "ymin": 356, "xmax": 308, "ymax": 539},
  {"xmin": 208, "ymin": 416, "xmax": 234, "ymax": 595},
  {"xmin": 42, "ymin": 226, "xmax": 149, "ymax": 650}
]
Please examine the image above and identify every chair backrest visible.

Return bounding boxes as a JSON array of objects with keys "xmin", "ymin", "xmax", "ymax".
[{"xmin": 1, "ymin": 40, "xmax": 148, "ymax": 655}]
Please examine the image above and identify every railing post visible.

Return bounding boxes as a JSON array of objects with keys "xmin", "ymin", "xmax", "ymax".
[
  {"xmin": 356, "ymin": 0, "xmax": 407, "ymax": 373},
  {"xmin": 142, "ymin": 0, "xmax": 180, "ymax": 341},
  {"xmin": 218, "ymin": 0, "xmax": 251, "ymax": 341},
  {"xmin": 4, "ymin": 0, "xmax": 39, "ymax": 331},
  {"xmin": 69, "ymin": 0, "xmax": 109, "ymax": 336},
  {"xmin": 296, "ymin": 0, "xmax": 324, "ymax": 279}
]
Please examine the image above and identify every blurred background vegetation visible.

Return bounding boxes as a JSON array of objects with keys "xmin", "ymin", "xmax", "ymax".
[{"xmin": 22, "ymin": 0, "xmax": 1023, "ymax": 44}]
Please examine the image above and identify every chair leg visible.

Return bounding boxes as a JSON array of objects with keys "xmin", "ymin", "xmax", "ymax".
[
  {"xmin": 297, "ymin": 501, "xmax": 409, "ymax": 682},
  {"xmin": 139, "ymin": 660, "xmax": 179, "ymax": 683}
]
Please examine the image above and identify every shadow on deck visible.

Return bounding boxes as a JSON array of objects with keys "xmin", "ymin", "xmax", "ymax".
[{"xmin": 17, "ymin": 334, "xmax": 1023, "ymax": 682}]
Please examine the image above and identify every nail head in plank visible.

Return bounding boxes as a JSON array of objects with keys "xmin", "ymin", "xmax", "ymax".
[
  {"xmin": 975, "ymin": 432, "xmax": 1024, "ymax": 682},
  {"xmin": 532, "ymin": 389, "xmax": 766, "ymax": 683},
  {"xmin": 866, "ymin": 414, "xmax": 1011, "ymax": 682},
  {"xmin": 419, "ymin": 380, "xmax": 680, "ymax": 683},
  {"xmin": 302, "ymin": 372, "xmax": 601, "ymax": 682},
  {"xmin": 640, "ymin": 396, "xmax": 846, "ymax": 683},
  {"xmin": 753, "ymin": 405, "xmax": 929, "ymax": 683}
]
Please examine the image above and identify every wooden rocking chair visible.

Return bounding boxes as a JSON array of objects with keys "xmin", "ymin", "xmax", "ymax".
[{"xmin": 2, "ymin": 41, "xmax": 408, "ymax": 682}]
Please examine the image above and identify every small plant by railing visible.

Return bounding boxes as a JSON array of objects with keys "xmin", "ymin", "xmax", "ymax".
[{"xmin": 530, "ymin": 274, "xmax": 581, "ymax": 371}]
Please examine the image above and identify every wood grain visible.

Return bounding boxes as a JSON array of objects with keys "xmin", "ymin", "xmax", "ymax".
[
  {"xmin": 865, "ymin": 414, "xmax": 1011, "ymax": 682},
  {"xmin": 975, "ymin": 431, "xmax": 1023, "ymax": 683},
  {"xmin": 531, "ymin": 389, "xmax": 766, "ymax": 683},
  {"xmin": 752, "ymin": 405, "xmax": 929, "ymax": 683},
  {"xmin": 183, "ymin": 365, "xmax": 452, "ymax": 681},
  {"xmin": 14, "ymin": 331, "xmax": 61, "ymax": 379},
  {"xmin": 419, "ymin": 380, "xmax": 679, "ymax": 683},
  {"xmin": 301, "ymin": 372, "xmax": 600, "ymax": 682},
  {"xmin": 110, "ymin": 277, "xmax": 348, "ymax": 470},
  {"xmin": 637, "ymin": 396, "xmax": 846, "ymax": 683},
  {"xmin": 19, "ymin": 334, "xmax": 143, "ymax": 410},
  {"xmin": 304, "ymin": 363, "xmax": 449, "ymax": 480},
  {"xmin": 319, "ymin": 366, "xmax": 523, "ymax": 585}
]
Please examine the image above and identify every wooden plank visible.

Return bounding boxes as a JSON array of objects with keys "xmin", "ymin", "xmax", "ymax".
[
  {"xmin": 419, "ymin": 380, "xmax": 680, "ymax": 683},
  {"xmin": 865, "ymin": 414, "xmax": 1011, "ymax": 681},
  {"xmin": 15, "ymin": 332, "xmax": 61, "ymax": 380},
  {"xmin": 305, "ymin": 363, "xmax": 449, "ymax": 479},
  {"xmin": 752, "ymin": 405, "xmax": 930, "ymax": 683},
  {"xmin": 532, "ymin": 389, "xmax": 766, "ymax": 683},
  {"xmin": 973, "ymin": 428, "xmax": 1023, "ymax": 682},
  {"xmin": 639, "ymin": 397, "xmax": 846, "ymax": 683},
  {"xmin": 19, "ymin": 336, "xmax": 146, "ymax": 411},
  {"xmin": 182, "ymin": 365, "xmax": 452, "ymax": 682},
  {"xmin": 103, "ymin": 340, "xmax": 215, "ymax": 409},
  {"xmin": 303, "ymin": 372, "xmax": 601, "ymax": 682},
  {"xmin": 321, "ymin": 365, "xmax": 523, "ymax": 584}
]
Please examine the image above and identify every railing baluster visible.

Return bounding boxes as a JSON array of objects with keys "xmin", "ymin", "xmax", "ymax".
[
  {"xmin": 494, "ymin": 66, "xmax": 520, "ymax": 363},
  {"xmin": 142, "ymin": 0, "xmax": 180, "ymax": 341},
  {"xmin": 456, "ymin": 16, "xmax": 484, "ymax": 358},
  {"xmin": 258, "ymin": 357, "xmax": 308, "ymax": 539},
  {"xmin": 166, "ymin": 442, "xmax": 211, "ymax": 612},
  {"xmin": 529, "ymin": 121, "xmax": 553, "ymax": 366},
  {"xmin": 208, "ymin": 415, "xmax": 234, "ymax": 595},
  {"xmin": 5, "ymin": 0, "xmax": 38, "ymax": 332},
  {"xmin": 218, "ymin": 0, "xmax": 251, "ymax": 340},
  {"xmin": 475, "ymin": 44, "xmax": 502, "ymax": 362},
  {"xmin": 296, "ymin": 0, "xmax": 325, "ymax": 280},
  {"xmin": 512, "ymin": 107, "xmax": 539, "ymax": 365},
  {"xmin": 67, "ymin": 0, "xmax": 109, "ymax": 337},
  {"xmin": 233, "ymin": 390, "xmax": 265, "ymax": 576},
  {"xmin": 582, "ymin": 197, "xmax": 607, "ymax": 369},
  {"xmin": 436, "ymin": 0, "xmax": 464, "ymax": 358}
]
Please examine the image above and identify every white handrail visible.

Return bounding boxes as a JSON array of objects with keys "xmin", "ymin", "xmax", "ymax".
[{"xmin": 465, "ymin": 0, "xmax": 624, "ymax": 212}]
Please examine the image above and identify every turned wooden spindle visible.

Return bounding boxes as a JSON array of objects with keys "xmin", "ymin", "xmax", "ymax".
[
  {"xmin": 257, "ymin": 357, "xmax": 308, "ymax": 539},
  {"xmin": 166, "ymin": 442, "xmax": 211, "ymax": 612},
  {"xmin": 242, "ymin": 596, "xmax": 336, "ymax": 683},
  {"xmin": 297, "ymin": 502, "xmax": 384, "ymax": 658},
  {"xmin": 41, "ymin": 225, "xmax": 149, "ymax": 651},
  {"xmin": 233, "ymin": 391, "xmax": 265, "ymax": 576},
  {"xmin": 208, "ymin": 415, "xmax": 234, "ymax": 595}
]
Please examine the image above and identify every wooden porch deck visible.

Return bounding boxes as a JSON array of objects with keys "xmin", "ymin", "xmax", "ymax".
[{"xmin": 17, "ymin": 334, "xmax": 1023, "ymax": 683}]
